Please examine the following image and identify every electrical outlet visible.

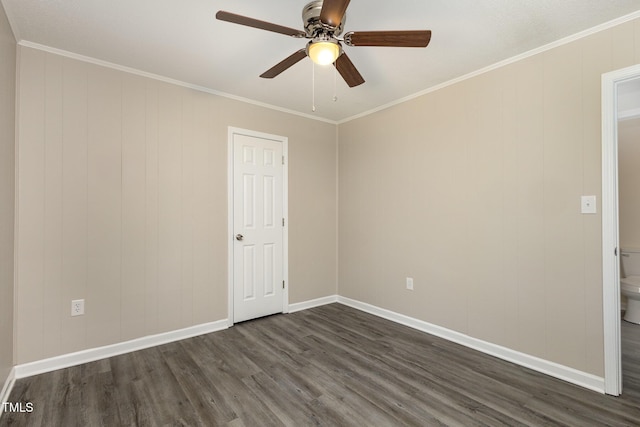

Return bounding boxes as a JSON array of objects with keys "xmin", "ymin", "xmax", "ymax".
[
  {"xmin": 71, "ymin": 299, "xmax": 84, "ymax": 316},
  {"xmin": 406, "ymin": 277, "xmax": 414, "ymax": 290}
]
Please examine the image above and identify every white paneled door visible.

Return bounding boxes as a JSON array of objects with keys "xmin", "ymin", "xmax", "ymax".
[{"xmin": 232, "ymin": 131, "xmax": 285, "ymax": 323}]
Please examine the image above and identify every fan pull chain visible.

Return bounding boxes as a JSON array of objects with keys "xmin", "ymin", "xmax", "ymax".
[{"xmin": 312, "ymin": 62, "xmax": 316, "ymax": 112}]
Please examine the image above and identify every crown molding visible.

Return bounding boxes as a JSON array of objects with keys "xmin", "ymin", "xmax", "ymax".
[
  {"xmin": 17, "ymin": 40, "xmax": 338, "ymax": 126},
  {"xmin": 338, "ymin": 10, "xmax": 640, "ymax": 125}
]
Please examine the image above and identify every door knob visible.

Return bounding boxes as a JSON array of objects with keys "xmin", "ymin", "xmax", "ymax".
[{"xmin": 235, "ymin": 234, "xmax": 244, "ymax": 241}]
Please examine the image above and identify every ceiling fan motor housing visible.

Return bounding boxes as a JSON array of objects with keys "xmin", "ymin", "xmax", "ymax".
[{"xmin": 303, "ymin": 1, "xmax": 345, "ymax": 37}]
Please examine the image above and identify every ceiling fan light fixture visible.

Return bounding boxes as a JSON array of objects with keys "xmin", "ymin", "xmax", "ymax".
[{"xmin": 308, "ymin": 41, "xmax": 341, "ymax": 65}]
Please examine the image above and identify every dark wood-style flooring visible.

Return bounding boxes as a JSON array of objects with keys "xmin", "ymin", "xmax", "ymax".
[{"xmin": 2, "ymin": 303, "xmax": 640, "ymax": 426}]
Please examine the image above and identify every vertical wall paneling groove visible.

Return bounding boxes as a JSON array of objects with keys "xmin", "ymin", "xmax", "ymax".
[
  {"xmin": 181, "ymin": 90, "xmax": 194, "ymax": 328},
  {"xmin": 60, "ymin": 58, "xmax": 88, "ymax": 354},
  {"xmin": 145, "ymin": 80, "xmax": 159, "ymax": 335},
  {"xmin": 121, "ymin": 74, "xmax": 147, "ymax": 341},
  {"xmin": 16, "ymin": 47, "xmax": 45, "ymax": 362},
  {"xmin": 157, "ymin": 83, "xmax": 182, "ymax": 332},
  {"xmin": 192, "ymin": 93, "xmax": 213, "ymax": 325},
  {"xmin": 87, "ymin": 65, "xmax": 123, "ymax": 349},
  {"xmin": 43, "ymin": 53, "xmax": 63, "ymax": 358},
  {"xmin": 582, "ymin": 30, "xmax": 611, "ymax": 376},
  {"xmin": 500, "ymin": 64, "xmax": 520, "ymax": 350}
]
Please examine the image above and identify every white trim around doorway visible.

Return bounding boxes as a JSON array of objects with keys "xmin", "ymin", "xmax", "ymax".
[
  {"xmin": 227, "ymin": 127, "xmax": 289, "ymax": 327},
  {"xmin": 602, "ymin": 63, "xmax": 640, "ymax": 396}
]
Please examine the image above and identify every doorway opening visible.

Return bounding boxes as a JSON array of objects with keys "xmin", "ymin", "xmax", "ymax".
[{"xmin": 602, "ymin": 63, "xmax": 640, "ymax": 396}]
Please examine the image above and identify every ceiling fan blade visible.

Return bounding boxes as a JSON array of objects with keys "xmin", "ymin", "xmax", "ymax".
[
  {"xmin": 260, "ymin": 49, "xmax": 308, "ymax": 79},
  {"xmin": 216, "ymin": 11, "xmax": 306, "ymax": 38},
  {"xmin": 319, "ymin": 0, "xmax": 351, "ymax": 28},
  {"xmin": 344, "ymin": 30, "xmax": 432, "ymax": 47},
  {"xmin": 334, "ymin": 53, "xmax": 364, "ymax": 87}
]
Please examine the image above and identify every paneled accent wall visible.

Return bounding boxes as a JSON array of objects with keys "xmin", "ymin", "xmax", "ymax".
[
  {"xmin": 338, "ymin": 18, "xmax": 640, "ymax": 377},
  {"xmin": 0, "ymin": 2, "xmax": 16, "ymax": 381},
  {"xmin": 15, "ymin": 46, "xmax": 337, "ymax": 364}
]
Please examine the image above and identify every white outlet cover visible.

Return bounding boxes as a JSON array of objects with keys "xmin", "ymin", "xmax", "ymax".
[
  {"xmin": 581, "ymin": 195, "xmax": 597, "ymax": 214},
  {"xmin": 71, "ymin": 299, "xmax": 85, "ymax": 316}
]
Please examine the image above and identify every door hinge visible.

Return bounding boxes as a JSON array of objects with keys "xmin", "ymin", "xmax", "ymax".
[
  {"xmin": 282, "ymin": 280, "xmax": 285, "ymax": 289},
  {"xmin": 282, "ymin": 155, "xmax": 285, "ymax": 165},
  {"xmin": 615, "ymin": 247, "xmax": 618, "ymax": 256},
  {"xmin": 282, "ymin": 217, "xmax": 285, "ymax": 227}
]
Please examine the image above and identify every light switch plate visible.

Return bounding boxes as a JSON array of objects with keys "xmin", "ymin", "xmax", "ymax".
[
  {"xmin": 406, "ymin": 277, "xmax": 414, "ymax": 290},
  {"xmin": 581, "ymin": 195, "xmax": 597, "ymax": 214}
]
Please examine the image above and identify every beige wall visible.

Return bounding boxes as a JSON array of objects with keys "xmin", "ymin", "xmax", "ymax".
[
  {"xmin": 0, "ymin": 1, "xmax": 15, "ymax": 384},
  {"xmin": 338, "ymin": 18, "xmax": 640, "ymax": 377},
  {"xmin": 619, "ymin": 117, "xmax": 640, "ymax": 250},
  {"xmin": 14, "ymin": 46, "xmax": 337, "ymax": 364}
]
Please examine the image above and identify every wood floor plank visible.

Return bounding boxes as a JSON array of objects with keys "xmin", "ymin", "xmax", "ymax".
[
  {"xmin": 138, "ymin": 344, "xmax": 203, "ymax": 426},
  {"xmin": 162, "ymin": 341, "xmax": 237, "ymax": 425},
  {"xmin": 109, "ymin": 352, "xmax": 157, "ymax": 426},
  {"xmin": 2, "ymin": 303, "xmax": 640, "ymax": 426},
  {"xmin": 241, "ymin": 370, "xmax": 316, "ymax": 426}
]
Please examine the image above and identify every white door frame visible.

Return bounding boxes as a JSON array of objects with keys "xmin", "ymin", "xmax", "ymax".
[
  {"xmin": 227, "ymin": 127, "xmax": 289, "ymax": 326},
  {"xmin": 602, "ymin": 63, "xmax": 640, "ymax": 396}
]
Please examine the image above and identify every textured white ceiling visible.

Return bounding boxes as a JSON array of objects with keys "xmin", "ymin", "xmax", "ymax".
[{"xmin": 3, "ymin": 0, "xmax": 640, "ymax": 122}]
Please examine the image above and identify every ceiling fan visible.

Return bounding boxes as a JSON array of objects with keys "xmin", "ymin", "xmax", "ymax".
[{"xmin": 216, "ymin": 0, "xmax": 431, "ymax": 88}]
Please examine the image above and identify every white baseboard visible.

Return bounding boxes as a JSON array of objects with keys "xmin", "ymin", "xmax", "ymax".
[
  {"xmin": 14, "ymin": 319, "xmax": 229, "ymax": 379},
  {"xmin": 0, "ymin": 367, "xmax": 16, "ymax": 419},
  {"xmin": 12, "ymin": 292, "xmax": 342, "ymax": 381},
  {"xmin": 337, "ymin": 296, "xmax": 605, "ymax": 394},
  {"xmin": 288, "ymin": 294, "xmax": 338, "ymax": 313},
  {"xmin": 8, "ymin": 294, "xmax": 606, "ymax": 395}
]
